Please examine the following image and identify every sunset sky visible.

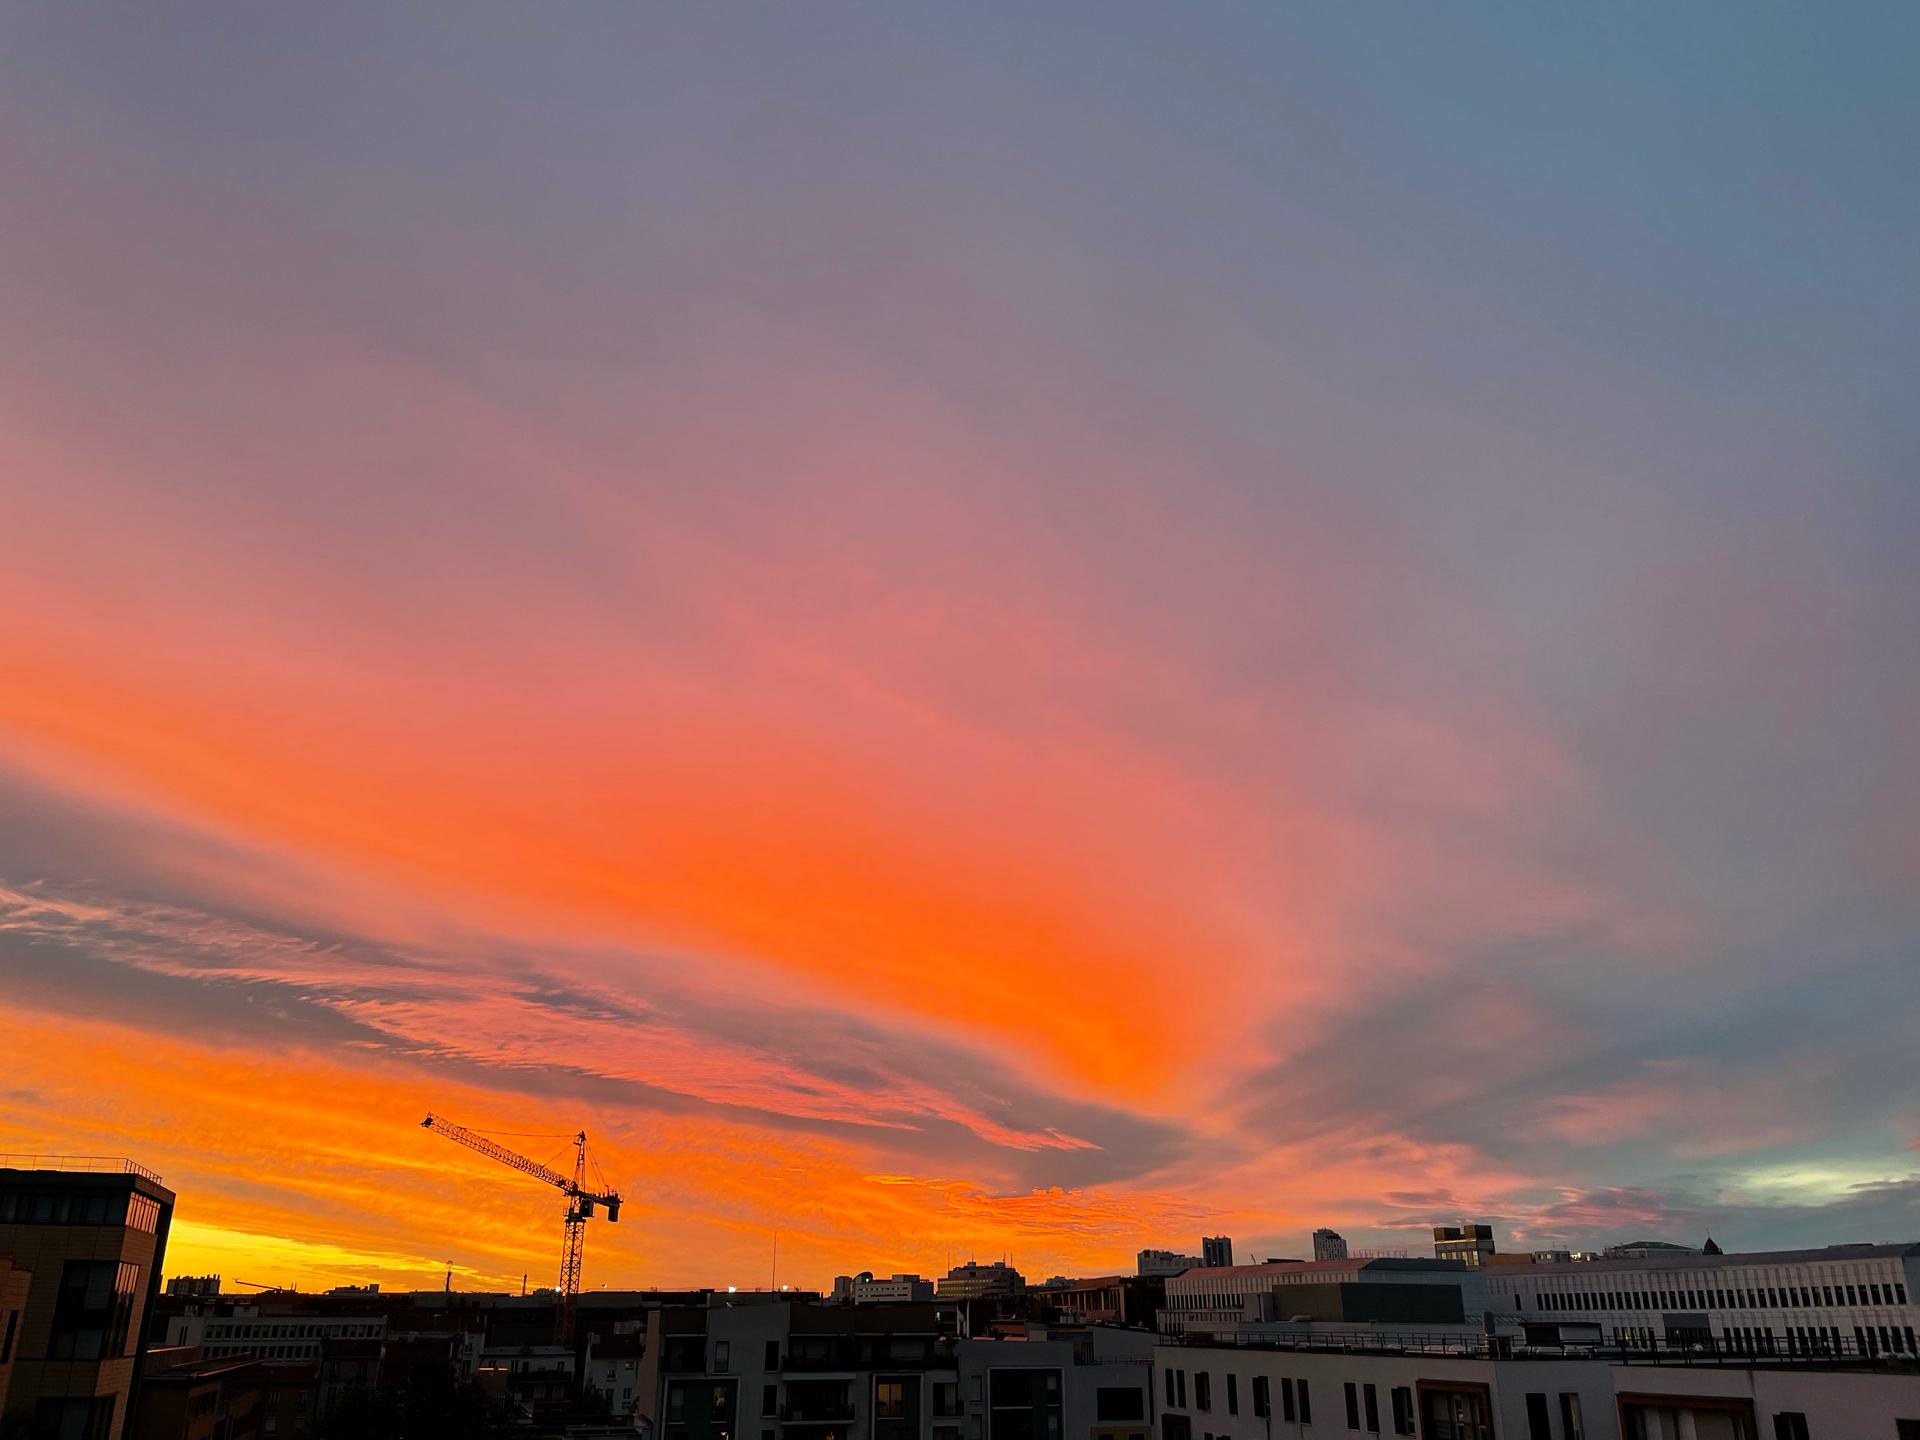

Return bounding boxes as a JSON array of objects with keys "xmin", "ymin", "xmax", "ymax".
[{"xmin": 3, "ymin": 4, "xmax": 1917, "ymax": 1294}]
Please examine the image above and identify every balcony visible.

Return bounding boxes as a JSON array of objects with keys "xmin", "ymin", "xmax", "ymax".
[{"xmin": 782, "ymin": 1405, "xmax": 857, "ymax": 1423}]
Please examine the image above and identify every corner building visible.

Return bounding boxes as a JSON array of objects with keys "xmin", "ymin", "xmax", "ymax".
[{"xmin": 0, "ymin": 1158, "xmax": 175, "ymax": 1440}]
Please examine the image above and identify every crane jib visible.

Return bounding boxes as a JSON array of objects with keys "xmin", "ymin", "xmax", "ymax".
[{"xmin": 419, "ymin": 1110, "xmax": 623, "ymax": 1342}]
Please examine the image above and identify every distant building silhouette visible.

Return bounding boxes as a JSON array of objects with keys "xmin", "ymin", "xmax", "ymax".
[
  {"xmin": 1136, "ymin": 1248, "xmax": 1201, "ymax": 1277},
  {"xmin": 1201, "ymin": 1237, "xmax": 1234, "ymax": 1268},
  {"xmin": 935, "ymin": 1260, "xmax": 1025, "ymax": 1300},
  {"xmin": 1312, "ymin": 1228, "xmax": 1348, "ymax": 1261}
]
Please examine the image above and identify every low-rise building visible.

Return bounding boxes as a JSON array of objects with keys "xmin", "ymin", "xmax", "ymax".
[
  {"xmin": 1136, "ymin": 1251, "xmax": 1201, "ymax": 1279},
  {"xmin": 835, "ymin": 1274, "xmax": 937, "ymax": 1306},
  {"xmin": 1433, "ymin": 1224, "xmax": 1498, "ymax": 1267},
  {"xmin": 1484, "ymin": 1241, "xmax": 1920, "ymax": 1357},
  {"xmin": 479, "ymin": 1343, "xmax": 577, "ymax": 1416},
  {"xmin": 938, "ymin": 1264, "xmax": 1026, "ymax": 1303},
  {"xmin": 584, "ymin": 1331, "xmax": 646, "ymax": 1422},
  {"xmin": 1602, "ymin": 1239, "xmax": 1703, "ymax": 1261},
  {"xmin": 1029, "ymin": 1276, "xmax": 1163, "ymax": 1330},
  {"xmin": 1161, "ymin": 1259, "xmax": 1487, "ymax": 1339},
  {"xmin": 131, "ymin": 1346, "xmax": 264, "ymax": 1440},
  {"xmin": 165, "ymin": 1303, "xmax": 390, "ymax": 1365}
]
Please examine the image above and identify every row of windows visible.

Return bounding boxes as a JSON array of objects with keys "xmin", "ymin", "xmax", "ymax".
[
  {"xmin": 208, "ymin": 1342, "xmax": 320, "ymax": 1360},
  {"xmin": 0, "ymin": 1187, "xmax": 160, "ymax": 1230},
  {"xmin": 1166, "ymin": 1368, "xmax": 1315, "ymax": 1426},
  {"xmin": 208, "ymin": 1321, "xmax": 381, "ymax": 1339},
  {"xmin": 1520, "ymin": 1279, "xmax": 1909, "ymax": 1313}
]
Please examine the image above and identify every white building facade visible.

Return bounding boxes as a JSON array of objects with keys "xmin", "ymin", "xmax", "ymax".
[{"xmin": 1486, "ymin": 1243, "xmax": 1920, "ymax": 1359}]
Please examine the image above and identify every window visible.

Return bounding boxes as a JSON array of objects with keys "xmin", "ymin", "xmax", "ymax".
[
  {"xmin": 1363, "ymin": 1384, "xmax": 1378, "ymax": 1433},
  {"xmin": 1195, "ymin": 1372, "xmax": 1211, "ymax": 1412},
  {"xmin": 1345, "ymin": 1381, "xmax": 1360, "ymax": 1430},
  {"xmin": 1896, "ymin": 1284, "xmax": 1908, "ymax": 1305},
  {"xmin": 876, "ymin": 1382, "xmax": 906, "ymax": 1420},
  {"xmin": 1872, "ymin": 1284, "xmax": 1885, "ymax": 1305},
  {"xmin": 1892, "ymin": 1421, "xmax": 1920, "ymax": 1440},
  {"xmin": 47, "ymin": 1261, "xmax": 139, "ymax": 1361},
  {"xmin": 1390, "ymin": 1388, "xmax": 1415, "ymax": 1436},
  {"xmin": 1165, "ymin": 1370, "xmax": 1177, "ymax": 1409},
  {"xmin": 1772, "ymin": 1414, "xmax": 1810, "ymax": 1440},
  {"xmin": 766, "ymin": 1340, "xmax": 781, "ymax": 1371},
  {"xmin": 1525, "ymin": 1393, "xmax": 1551, "ymax": 1440},
  {"xmin": 1298, "ymin": 1379, "xmax": 1311, "ymax": 1425},
  {"xmin": 935, "ymin": 1382, "xmax": 961, "ymax": 1418},
  {"xmin": 1226, "ymin": 1374, "xmax": 1238, "ymax": 1416},
  {"xmin": 30, "ymin": 1397, "xmax": 116, "ymax": 1440},
  {"xmin": 714, "ymin": 1340, "xmax": 731, "ymax": 1371},
  {"xmin": 1096, "ymin": 1389, "xmax": 1144, "ymax": 1422},
  {"xmin": 1251, "ymin": 1377, "xmax": 1270, "ymax": 1419},
  {"xmin": 1281, "ymin": 1379, "xmax": 1295, "ymax": 1424},
  {"xmin": 1559, "ymin": 1394, "xmax": 1584, "ymax": 1440},
  {"xmin": 762, "ymin": 1386, "xmax": 778, "ymax": 1417}
]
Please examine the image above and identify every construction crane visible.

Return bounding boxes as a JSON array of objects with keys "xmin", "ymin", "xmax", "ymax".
[{"xmin": 421, "ymin": 1112, "xmax": 621, "ymax": 1344}]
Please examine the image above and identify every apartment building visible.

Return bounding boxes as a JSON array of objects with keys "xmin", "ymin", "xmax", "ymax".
[
  {"xmin": 1485, "ymin": 1242, "xmax": 1920, "ymax": 1358},
  {"xmin": 1156, "ymin": 1337, "xmax": 1920, "ymax": 1440},
  {"xmin": 640, "ymin": 1301, "xmax": 1154, "ymax": 1440},
  {"xmin": 0, "ymin": 1157, "xmax": 176, "ymax": 1440},
  {"xmin": 1156, "ymin": 1339, "xmax": 1612, "ymax": 1440}
]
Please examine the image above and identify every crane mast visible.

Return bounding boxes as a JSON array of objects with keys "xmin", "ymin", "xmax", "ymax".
[{"xmin": 421, "ymin": 1112, "xmax": 621, "ymax": 1344}]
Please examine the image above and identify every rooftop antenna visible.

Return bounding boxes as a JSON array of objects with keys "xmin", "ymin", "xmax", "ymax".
[{"xmin": 444, "ymin": 1260, "xmax": 453, "ymax": 1295}]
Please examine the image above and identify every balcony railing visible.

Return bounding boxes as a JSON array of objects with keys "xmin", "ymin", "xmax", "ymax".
[
  {"xmin": 1162, "ymin": 1329, "xmax": 1920, "ymax": 1369},
  {"xmin": 782, "ymin": 1404, "xmax": 857, "ymax": 1423}
]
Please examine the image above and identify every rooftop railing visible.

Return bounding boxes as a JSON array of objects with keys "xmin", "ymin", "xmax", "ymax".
[
  {"xmin": 1160, "ymin": 1328, "xmax": 1920, "ymax": 1370},
  {"xmin": 0, "ymin": 1154, "xmax": 163, "ymax": 1183}
]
